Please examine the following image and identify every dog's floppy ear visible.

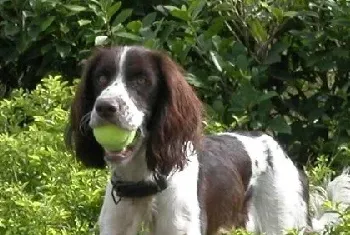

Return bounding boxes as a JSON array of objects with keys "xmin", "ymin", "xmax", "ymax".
[
  {"xmin": 146, "ymin": 51, "xmax": 203, "ymax": 175},
  {"xmin": 65, "ymin": 50, "xmax": 105, "ymax": 168}
]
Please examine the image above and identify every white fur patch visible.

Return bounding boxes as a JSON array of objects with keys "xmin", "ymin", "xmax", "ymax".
[
  {"xmin": 218, "ymin": 133, "xmax": 308, "ymax": 234},
  {"xmin": 98, "ymin": 181, "xmax": 153, "ymax": 235},
  {"xmin": 153, "ymin": 150, "xmax": 201, "ymax": 235},
  {"xmin": 90, "ymin": 46, "xmax": 145, "ymax": 130},
  {"xmin": 99, "ymin": 144, "xmax": 201, "ymax": 235}
]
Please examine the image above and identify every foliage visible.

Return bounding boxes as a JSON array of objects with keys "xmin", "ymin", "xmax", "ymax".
[
  {"xmin": 1, "ymin": 0, "xmax": 350, "ymax": 166},
  {"xmin": 307, "ymin": 155, "xmax": 336, "ymax": 186},
  {"xmin": 0, "ymin": 0, "xmax": 166, "ymax": 92},
  {"xmin": 0, "ymin": 76, "xmax": 108, "ymax": 234},
  {"xmin": 152, "ymin": 0, "xmax": 350, "ymax": 165}
]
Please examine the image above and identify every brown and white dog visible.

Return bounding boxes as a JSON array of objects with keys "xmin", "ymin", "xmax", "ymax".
[{"xmin": 66, "ymin": 46, "xmax": 350, "ymax": 235}]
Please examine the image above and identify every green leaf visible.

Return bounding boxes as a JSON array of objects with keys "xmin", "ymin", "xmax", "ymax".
[
  {"xmin": 139, "ymin": 27, "xmax": 156, "ymax": 39},
  {"xmin": 284, "ymin": 11, "xmax": 319, "ymax": 18},
  {"xmin": 126, "ymin": 21, "xmax": 142, "ymax": 33},
  {"xmin": 208, "ymin": 76, "xmax": 221, "ymax": 82},
  {"xmin": 189, "ymin": 0, "xmax": 206, "ymax": 20},
  {"xmin": 236, "ymin": 54, "xmax": 249, "ymax": 71},
  {"xmin": 240, "ymin": 82, "xmax": 259, "ymax": 107},
  {"xmin": 78, "ymin": 20, "xmax": 91, "ymax": 26},
  {"xmin": 4, "ymin": 22, "xmax": 20, "ymax": 37},
  {"xmin": 185, "ymin": 74, "xmax": 203, "ymax": 88},
  {"xmin": 107, "ymin": 2, "xmax": 122, "ymax": 19},
  {"xmin": 283, "ymin": 11, "xmax": 298, "ymax": 17},
  {"xmin": 114, "ymin": 32, "xmax": 142, "ymax": 41},
  {"xmin": 60, "ymin": 23, "xmax": 70, "ymax": 34},
  {"xmin": 164, "ymin": 6, "xmax": 190, "ymax": 21},
  {"xmin": 317, "ymin": 59, "xmax": 334, "ymax": 72},
  {"xmin": 260, "ymin": 2, "xmax": 269, "ymax": 9},
  {"xmin": 172, "ymin": 9, "xmax": 190, "ymax": 21},
  {"xmin": 256, "ymin": 91, "xmax": 278, "ymax": 104},
  {"xmin": 264, "ymin": 53, "xmax": 280, "ymax": 65},
  {"xmin": 232, "ymin": 41, "xmax": 247, "ymax": 55},
  {"xmin": 163, "ymin": 6, "xmax": 180, "ymax": 12},
  {"xmin": 40, "ymin": 16, "xmax": 55, "ymax": 31},
  {"xmin": 29, "ymin": 154, "xmax": 41, "ymax": 161},
  {"xmin": 28, "ymin": 25, "xmax": 41, "ymax": 39},
  {"xmin": 142, "ymin": 12, "xmax": 157, "ymax": 28},
  {"xmin": 212, "ymin": 99, "xmax": 225, "ymax": 114},
  {"xmin": 197, "ymin": 34, "xmax": 212, "ymax": 51},
  {"xmin": 271, "ymin": 7, "xmax": 283, "ymax": 22},
  {"xmin": 41, "ymin": 44, "xmax": 52, "ymax": 54},
  {"xmin": 331, "ymin": 18, "xmax": 350, "ymax": 27},
  {"xmin": 95, "ymin": 36, "xmax": 108, "ymax": 46},
  {"xmin": 269, "ymin": 116, "xmax": 291, "ymax": 134},
  {"xmin": 64, "ymin": 5, "xmax": 87, "ymax": 12},
  {"xmin": 264, "ymin": 41, "xmax": 289, "ymax": 65},
  {"xmin": 56, "ymin": 43, "xmax": 71, "ymax": 58},
  {"xmin": 17, "ymin": 33, "xmax": 29, "ymax": 52},
  {"xmin": 143, "ymin": 39, "xmax": 158, "ymax": 49},
  {"xmin": 205, "ymin": 17, "xmax": 224, "ymax": 38},
  {"xmin": 209, "ymin": 51, "xmax": 223, "ymax": 72},
  {"xmin": 298, "ymin": 11, "xmax": 319, "ymax": 18},
  {"xmin": 249, "ymin": 19, "xmax": 268, "ymax": 42},
  {"xmin": 332, "ymin": 48, "xmax": 349, "ymax": 58},
  {"xmin": 159, "ymin": 23, "xmax": 174, "ymax": 43},
  {"xmin": 112, "ymin": 9, "xmax": 133, "ymax": 26},
  {"xmin": 212, "ymin": 3, "xmax": 231, "ymax": 11}
]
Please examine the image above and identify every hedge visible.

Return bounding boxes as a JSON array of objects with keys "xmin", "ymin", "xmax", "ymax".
[{"xmin": 1, "ymin": 0, "xmax": 349, "ymax": 175}]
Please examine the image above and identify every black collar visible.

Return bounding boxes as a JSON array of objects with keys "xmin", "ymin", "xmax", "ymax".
[{"xmin": 110, "ymin": 173, "xmax": 168, "ymax": 204}]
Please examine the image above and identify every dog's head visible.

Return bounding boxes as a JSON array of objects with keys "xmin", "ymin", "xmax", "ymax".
[{"xmin": 67, "ymin": 46, "xmax": 203, "ymax": 175}]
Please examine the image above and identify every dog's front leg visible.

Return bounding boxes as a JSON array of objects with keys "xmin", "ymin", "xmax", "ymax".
[
  {"xmin": 98, "ymin": 181, "xmax": 151, "ymax": 235},
  {"xmin": 152, "ymin": 155, "xmax": 202, "ymax": 235}
]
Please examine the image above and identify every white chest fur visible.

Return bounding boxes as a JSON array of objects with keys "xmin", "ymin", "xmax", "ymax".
[{"xmin": 98, "ymin": 150, "xmax": 201, "ymax": 235}]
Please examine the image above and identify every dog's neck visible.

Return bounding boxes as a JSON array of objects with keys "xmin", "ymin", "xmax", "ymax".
[
  {"xmin": 108, "ymin": 142, "xmax": 169, "ymax": 200},
  {"xmin": 109, "ymin": 143, "xmax": 152, "ymax": 182}
]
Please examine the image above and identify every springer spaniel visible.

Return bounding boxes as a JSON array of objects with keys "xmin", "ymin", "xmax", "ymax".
[{"xmin": 66, "ymin": 45, "xmax": 349, "ymax": 235}]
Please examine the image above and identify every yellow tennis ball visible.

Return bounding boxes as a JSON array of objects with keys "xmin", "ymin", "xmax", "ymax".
[{"xmin": 92, "ymin": 125, "xmax": 136, "ymax": 151}]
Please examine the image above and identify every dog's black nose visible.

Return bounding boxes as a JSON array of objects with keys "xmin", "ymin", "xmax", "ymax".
[{"xmin": 95, "ymin": 100, "xmax": 117, "ymax": 118}]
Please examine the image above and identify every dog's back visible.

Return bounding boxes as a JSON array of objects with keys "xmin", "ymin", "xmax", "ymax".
[{"xmin": 197, "ymin": 132, "xmax": 309, "ymax": 234}]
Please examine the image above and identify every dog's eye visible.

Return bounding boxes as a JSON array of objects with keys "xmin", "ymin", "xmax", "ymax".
[
  {"xmin": 136, "ymin": 77, "xmax": 147, "ymax": 85},
  {"xmin": 132, "ymin": 75, "xmax": 149, "ymax": 87},
  {"xmin": 99, "ymin": 75, "xmax": 109, "ymax": 88}
]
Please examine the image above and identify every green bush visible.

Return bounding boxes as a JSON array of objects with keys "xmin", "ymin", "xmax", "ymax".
[
  {"xmin": 0, "ymin": 76, "xmax": 108, "ymax": 234},
  {"xmin": 0, "ymin": 0, "xmax": 165, "ymax": 92},
  {"xmin": 152, "ymin": 0, "xmax": 350, "ymax": 166},
  {"xmin": 1, "ymin": 0, "xmax": 349, "ymax": 165}
]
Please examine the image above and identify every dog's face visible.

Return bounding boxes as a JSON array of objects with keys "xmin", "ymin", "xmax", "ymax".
[
  {"xmin": 68, "ymin": 46, "xmax": 202, "ymax": 175},
  {"xmin": 88, "ymin": 47, "xmax": 160, "ymax": 131}
]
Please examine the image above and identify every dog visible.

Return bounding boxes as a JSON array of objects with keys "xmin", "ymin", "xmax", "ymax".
[{"xmin": 66, "ymin": 45, "xmax": 350, "ymax": 234}]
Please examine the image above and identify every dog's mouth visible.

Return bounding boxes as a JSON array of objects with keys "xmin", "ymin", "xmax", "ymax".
[
  {"xmin": 104, "ymin": 146, "xmax": 134, "ymax": 163},
  {"xmin": 104, "ymin": 130, "xmax": 141, "ymax": 163}
]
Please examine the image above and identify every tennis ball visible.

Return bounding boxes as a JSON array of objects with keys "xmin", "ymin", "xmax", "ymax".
[{"xmin": 92, "ymin": 125, "xmax": 136, "ymax": 151}]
